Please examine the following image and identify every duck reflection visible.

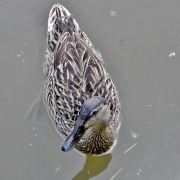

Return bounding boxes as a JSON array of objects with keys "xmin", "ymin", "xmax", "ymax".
[{"xmin": 73, "ymin": 154, "xmax": 112, "ymax": 180}]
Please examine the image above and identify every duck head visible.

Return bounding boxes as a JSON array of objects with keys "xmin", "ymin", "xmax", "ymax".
[{"xmin": 61, "ymin": 96, "xmax": 111, "ymax": 152}]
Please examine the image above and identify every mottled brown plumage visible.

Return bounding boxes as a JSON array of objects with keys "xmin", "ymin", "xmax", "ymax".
[{"xmin": 43, "ymin": 4, "xmax": 121, "ymax": 155}]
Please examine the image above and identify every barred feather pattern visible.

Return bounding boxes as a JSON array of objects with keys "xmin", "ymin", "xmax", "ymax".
[{"xmin": 43, "ymin": 4, "xmax": 121, "ymax": 155}]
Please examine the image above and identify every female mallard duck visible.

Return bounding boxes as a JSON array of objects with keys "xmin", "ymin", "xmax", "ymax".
[{"xmin": 43, "ymin": 4, "xmax": 121, "ymax": 155}]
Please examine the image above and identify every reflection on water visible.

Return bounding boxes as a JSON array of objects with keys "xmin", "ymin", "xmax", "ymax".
[
  {"xmin": 25, "ymin": 87, "xmax": 44, "ymax": 122},
  {"xmin": 73, "ymin": 154, "xmax": 112, "ymax": 180}
]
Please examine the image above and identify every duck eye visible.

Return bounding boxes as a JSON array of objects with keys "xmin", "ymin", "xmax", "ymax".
[{"xmin": 92, "ymin": 111, "xmax": 98, "ymax": 116}]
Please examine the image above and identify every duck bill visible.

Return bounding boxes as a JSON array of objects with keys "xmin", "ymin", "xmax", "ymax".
[{"xmin": 61, "ymin": 120, "xmax": 85, "ymax": 152}]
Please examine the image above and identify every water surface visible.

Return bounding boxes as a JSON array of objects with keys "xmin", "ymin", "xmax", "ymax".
[{"xmin": 0, "ymin": 0, "xmax": 180, "ymax": 180}]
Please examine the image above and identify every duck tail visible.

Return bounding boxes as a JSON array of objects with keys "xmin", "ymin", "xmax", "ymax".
[
  {"xmin": 46, "ymin": 4, "xmax": 103, "ymax": 61},
  {"xmin": 47, "ymin": 4, "xmax": 80, "ymax": 52}
]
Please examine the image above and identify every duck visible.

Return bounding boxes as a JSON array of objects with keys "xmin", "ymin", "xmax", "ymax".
[{"xmin": 43, "ymin": 3, "xmax": 121, "ymax": 155}]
